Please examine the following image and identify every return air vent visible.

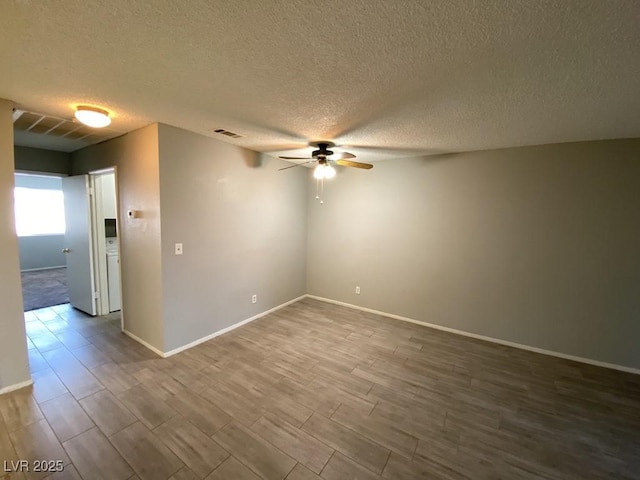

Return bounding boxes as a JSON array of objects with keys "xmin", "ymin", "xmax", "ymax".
[
  {"xmin": 13, "ymin": 109, "xmax": 116, "ymax": 141},
  {"xmin": 212, "ymin": 128, "xmax": 243, "ymax": 139},
  {"xmin": 12, "ymin": 108, "xmax": 123, "ymax": 152}
]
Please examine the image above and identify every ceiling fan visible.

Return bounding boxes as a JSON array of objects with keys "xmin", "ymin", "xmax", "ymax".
[{"xmin": 278, "ymin": 141, "xmax": 373, "ymax": 178}]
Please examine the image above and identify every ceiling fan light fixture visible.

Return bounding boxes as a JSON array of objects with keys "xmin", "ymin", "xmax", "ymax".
[
  {"xmin": 324, "ymin": 165, "xmax": 336, "ymax": 179},
  {"xmin": 74, "ymin": 105, "xmax": 111, "ymax": 128},
  {"xmin": 313, "ymin": 164, "xmax": 336, "ymax": 179}
]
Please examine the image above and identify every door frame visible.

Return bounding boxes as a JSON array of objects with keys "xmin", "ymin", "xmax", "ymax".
[{"xmin": 89, "ymin": 167, "xmax": 124, "ymax": 331}]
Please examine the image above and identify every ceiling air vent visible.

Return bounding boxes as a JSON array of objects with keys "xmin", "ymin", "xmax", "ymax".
[
  {"xmin": 212, "ymin": 128, "xmax": 243, "ymax": 139},
  {"xmin": 12, "ymin": 108, "xmax": 123, "ymax": 152}
]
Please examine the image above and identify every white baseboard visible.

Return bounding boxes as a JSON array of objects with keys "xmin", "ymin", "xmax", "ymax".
[
  {"xmin": 0, "ymin": 379, "xmax": 33, "ymax": 396},
  {"xmin": 306, "ymin": 295, "xmax": 640, "ymax": 376},
  {"xmin": 162, "ymin": 295, "xmax": 307, "ymax": 357},
  {"xmin": 123, "ymin": 295, "xmax": 307, "ymax": 358},
  {"xmin": 122, "ymin": 330, "xmax": 165, "ymax": 358},
  {"xmin": 20, "ymin": 265, "xmax": 66, "ymax": 273}
]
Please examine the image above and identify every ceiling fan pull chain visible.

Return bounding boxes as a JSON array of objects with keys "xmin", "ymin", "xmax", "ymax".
[{"xmin": 315, "ymin": 177, "xmax": 324, "ymax": 204}]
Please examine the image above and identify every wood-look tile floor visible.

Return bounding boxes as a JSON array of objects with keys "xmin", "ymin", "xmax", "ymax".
[{"xmin": 1, "ymin": 298, "xmax": 639, "ymax": 480}]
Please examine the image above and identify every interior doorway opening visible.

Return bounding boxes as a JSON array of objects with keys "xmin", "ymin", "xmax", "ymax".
[
  {"xmin": 60, "ymin": 169, "xmax": 122, "ymax": 319},
  {"xmin": 14, "ymin": 172, "xmax": 70, "ymax": 311},
  {"xmin": 14, "ymin": 169, "xmax": 123, "ymax": 319},
  {"xmin": 20, "ymin": 168, "xmax": 125, "ymax": 380},
  {"xmin": 89, "ymin": 168, "xmax": 122, "ymax": 317}
]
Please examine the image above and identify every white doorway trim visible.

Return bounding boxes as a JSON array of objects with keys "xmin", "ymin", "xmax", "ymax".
[{"xmin": 89, "ymin": 167, "xmax": 124, "ymax": 332}]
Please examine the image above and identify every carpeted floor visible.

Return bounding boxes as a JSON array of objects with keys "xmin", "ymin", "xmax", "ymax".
[{"xmin": 20, "ymin": 267, "xmax": 69, "ymax": 311}]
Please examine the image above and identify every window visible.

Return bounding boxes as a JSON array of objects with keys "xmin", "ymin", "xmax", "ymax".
[{"xmin": 14, "ymin": 187, "xmax": 66, "ymax": 236}]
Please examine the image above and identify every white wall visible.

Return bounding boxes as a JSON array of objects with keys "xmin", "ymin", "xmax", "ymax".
[
  {"xmin": 307, "ymin": 139, "xmax": 640, "ymax": 370},
  {"xmin": 0, "ymin": 99, "xmax": 31, "ymax": 392},
  {"xmin": 158, "ymin": 124, "xmax": 308, "ymax": 352},
  {"xmin": 97, "ymin": 172, "xmax": 117, "ymax": 219}
]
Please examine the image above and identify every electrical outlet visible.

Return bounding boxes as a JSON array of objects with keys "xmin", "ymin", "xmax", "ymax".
[
  {"xmin": 252, "ymin": 294, "xmax": 257, "ymax": 304},
  {"xmin": 175, "ymin": 243, "xmax": 183, "ymax": 255},
  {"xmin": 355, "ymin": 286, "xmax": 361, "ymax": 294}
]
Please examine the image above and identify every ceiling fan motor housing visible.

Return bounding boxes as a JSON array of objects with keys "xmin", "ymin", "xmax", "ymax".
[
  {"xmin": 312, "ymin": 144, "xmax": 333, "ymax": 159},
  {"xmin": 313, "ymin": 151, "xmax": 332, "ymax": 159},
  {"xmin": 277, "ymin": 140, "xmax": 371, "ymax": 171}
]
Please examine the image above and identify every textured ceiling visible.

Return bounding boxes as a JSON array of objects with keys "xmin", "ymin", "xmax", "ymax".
[{"xmin": 1, "ymin": 0, "xmax": 639, "ymax": 160}]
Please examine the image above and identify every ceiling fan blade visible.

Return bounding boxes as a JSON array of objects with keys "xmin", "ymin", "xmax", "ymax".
[
  {"xmin": 278, "ymin": 160, "xmax": 316, "ymax": 171},
  {"xmin": 279, "ymin": 156, "xmax": 312, "ymax": 160},
  {"xmin": 335, "ymin": 159, "xmax": 373, "ymax": 170},
  {"xmin": 332, "ymin": 152, "xmax": 356, "ymax": 160}
]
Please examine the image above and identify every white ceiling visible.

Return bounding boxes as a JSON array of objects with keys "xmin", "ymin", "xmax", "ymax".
[{"xmin": 1, "ymin": 0, "xmax": 639, "ymax": 161}]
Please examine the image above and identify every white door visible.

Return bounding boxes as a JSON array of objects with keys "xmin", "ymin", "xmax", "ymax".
[{"xmin": 62, "ymin": 175, "xmax": 97, "ymax": 316}]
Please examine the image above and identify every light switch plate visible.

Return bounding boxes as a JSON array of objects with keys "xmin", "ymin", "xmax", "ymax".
[{"xmin": 175, "ymin": 243, "xmax": 183, "ymax": 255}]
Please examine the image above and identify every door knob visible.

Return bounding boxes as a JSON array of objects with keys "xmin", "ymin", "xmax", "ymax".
[{"xmin": 62, "ymin": 248, "xmax": 70, "ymax": 254}]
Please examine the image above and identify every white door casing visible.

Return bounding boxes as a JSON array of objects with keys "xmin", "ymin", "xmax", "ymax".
[{"xmin": 90, "ymin": 170, "xmax": 120, "ymax": 316}]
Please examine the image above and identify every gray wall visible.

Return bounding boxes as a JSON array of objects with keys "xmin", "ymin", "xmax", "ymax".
[
  {"xmin": 73, "ymin": 123, "xmax": 308, "ymax": 354},
  {"xmin": 15, "ymin": 174, "xmax": 66, "ymax": 270},
  {"xmin": 19, "ymin": 236, "xmax": 65, "ymax": 271},
  {"xmin": 0, "ymin": 99, "xmax": 30, "ymax": 391},
  {"xmin": 307, "ymin": 139, "xmax": 640, "ymax": 370},
  {"xmin": 158, "ymin": 124, "xmax": 308, "ymax": 352},
  {"xmin": 72, "ymin": 124, "xmax": 165, "ymax": 351},
  {"xmin": 14, "ymin": 146, "xmax": 71, "ymax": 175}
]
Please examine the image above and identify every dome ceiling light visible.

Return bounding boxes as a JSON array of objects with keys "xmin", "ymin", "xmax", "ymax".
[{"xmin": 74, "ymin": 105, "xmax": 111, "ymax": 128}]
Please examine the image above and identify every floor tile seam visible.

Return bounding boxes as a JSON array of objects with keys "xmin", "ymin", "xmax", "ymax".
[
  {"xmin": 311, "ymin": 364, "xmax": 376, "ymax": 389},
  {"xmin": 151, "ymin": 416, "xmax": 233, "ymax": 479},
  {"xmin": 38, "ymin": 399, "xmax": 97, "ymax": 445},
  {"xmin": 301, "ymin": 410, "xmax": 391, "ymax": 475},
  {"xmin": 214, "ymin": 425, "xmax": 298, "ymax": 480},
  {"xmin": 379, "ymin": 449, "xmax": 393, "ymax": 479},
  {"xmin": 325, "ymin": 448, "xmax": 389, "ymax": 479},
  {"xmin": 246, "ymin": 386, "xmax": 315, "ymax": 425},
  {"xmin": 329, "ymin": 404, "xmax": 419, "ymax": 462},
  {"xmin": 33, "ymin": 366, "xmax": 74, "ymax": 407},
  {"xmin": 201, "ymin": 394, "xmax": 259, "ymax": 428},
  {"xmin": 247, "ymin": 413, "xmax": 336, "ymax": 474},
  {"xmin": 317, "ymin": 450, "xmax": 338, "ymax": 478},
  {"xmin": 7, "ymin": 417, "xmax": 74, "ymax": 471},
  {"xmin": 309, "ymin": 376, "xmax": 375, "ymax": 405},
  {"xmin": 107, "ymin": 420, "xmax": 183, "ymax": 480},
  {"xmin": 76, "ymin": 387, "xmax": 140, "ymax": 440},
  {"xmin": 38, "ymin": 342, "xmax": 95, "ymax": 372},
  {"xmin": 4, "ymin": 418, "xmax": 63, "ymax": 472}
]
